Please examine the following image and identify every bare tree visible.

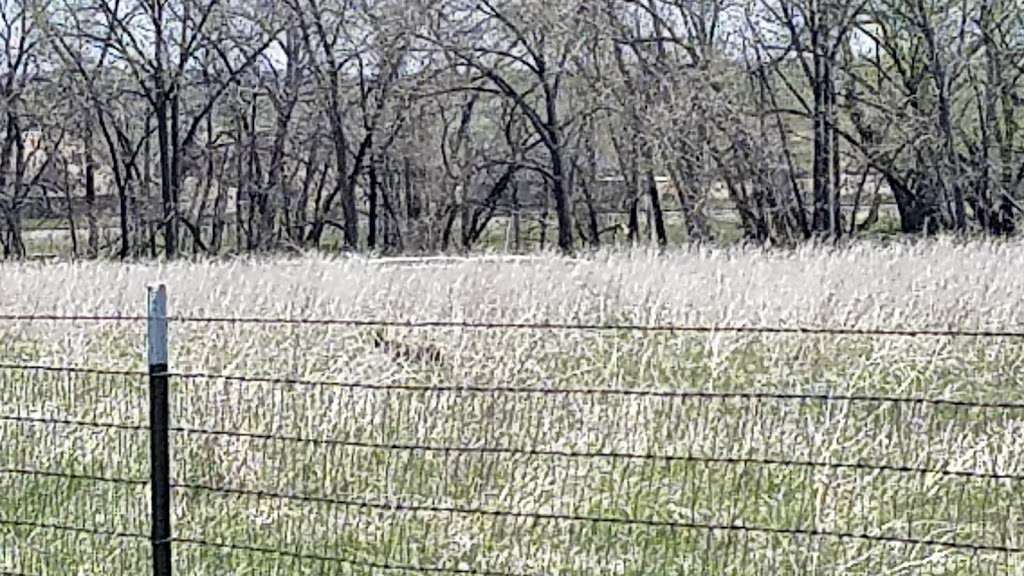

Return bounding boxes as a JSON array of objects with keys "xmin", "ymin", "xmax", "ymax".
[
  {"xmin": 0, "ymin": 0, "xmax": 1019, "ymax": 260},
  {"xmin": 0, "ymin": 0, "xmax": 46, "ymax": 258},
  {"xmin": 424, "ymin": 0, "xmax": 591, "ymax": 254}
]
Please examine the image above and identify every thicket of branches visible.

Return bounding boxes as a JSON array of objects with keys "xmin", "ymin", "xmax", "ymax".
[{"xmin": 0, "ymin": 0, "xmax": 1022, "ymax": 258}]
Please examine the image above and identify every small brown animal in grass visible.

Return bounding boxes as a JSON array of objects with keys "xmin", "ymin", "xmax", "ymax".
[{"xmin": 370, "ymin": 328, "xmax": 445, "ymax": 366}]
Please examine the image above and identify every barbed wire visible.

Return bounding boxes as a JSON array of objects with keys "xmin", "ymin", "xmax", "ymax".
[
  {"xmin": 0, "ymin": 363, "xmax": 148, "ymax": 379},
  {"xmin": 0, "ymin": 413, "xmax": 147, "ymax": 433},
  {"xmin": 173, "ymin": 482, "xmax": 1024, "ymax": 555},
  {"xmin": 0, "ymin": 314, "xmax": 145, "ymax": 323},
  {"xmin": 170, "ymin": 425, "xmax": 1024, "ymax": 483},
  {"xmin": 173, "ymin": 370, "xmax": 1024, "ymax": 411},
  {"xmin": 172, "ymin": 537, "xmax": 531, "ymax": 576},
  {"xmin": 169, "ymin": 317, "xmax": 1024, "ymax": 339},
  {"xmin": 2, "ymin": 361, "xmax": 1022, "ymax": 412},
  {"xmin": 2, "ymin": 313, "xmax": 1024, "ymax": 339},
  {"xmin": 1, "ymin": 361, "xmax": 1019, "ymax": 411},
  {"xmin": 0, "ymin": 467, "xmax": 147, "ymax": 487},
  {"xmin": 0, "ymin": 518, "xmax": 147, "ymax": 542},
  {"xmin": 3, "ymin": 356, "xmax": 1022, "ymax": 571}
]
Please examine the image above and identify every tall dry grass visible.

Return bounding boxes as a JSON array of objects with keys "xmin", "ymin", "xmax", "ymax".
[{"xmin": 2, "ymin": 241, "xmax": 1023, "ymax": 575}]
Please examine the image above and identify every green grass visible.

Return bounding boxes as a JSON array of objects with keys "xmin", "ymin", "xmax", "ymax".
[{"xmin": 2, "ymin": 248, "xmax": 1024, "ymax": 574}]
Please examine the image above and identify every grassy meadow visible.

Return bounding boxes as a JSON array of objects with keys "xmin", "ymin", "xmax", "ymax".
[{"xmin": 2, "ymin": 242, "xmax": 1024, "ymax": 575}]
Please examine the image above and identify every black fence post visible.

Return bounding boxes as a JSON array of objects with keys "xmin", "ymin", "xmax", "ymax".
[{"xmin": 148, "ymin": 284, "xmax": 172, "ymax": 576}]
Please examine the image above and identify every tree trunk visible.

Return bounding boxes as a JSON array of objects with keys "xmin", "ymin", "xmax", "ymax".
[
  {"xmin": 579, "ymin": 178, "xmax": 601, "ymax": 247},
  {"xmin": 545, "ymin": 94, "xmax": 573, "ymax": 253},
  {"xmin": 84, "ymin": 123, "xmax": 99, "ymax": 258},
  {"xmin": 211, "ymin": 153, "xmax": 227, "ymax": 253},
  {"xmin": 512, "ymin": 183, "xmax": 521, "ymax": 252},
  {"xmin": 627, "ymin": 195, "xmax": 640, "ymax": 245},
  {"xmin": 811, "ymin": 44, "xmax": 833, "ymax": 235},
  {"xmin": 647, "ymin": 172, "xmax": 667, "ymax": 247},
  {"xmin": 118, "ymin": 175, "xmax": 130, "ymax": 259},
  {"xmin": 156, "ymin": 96, "xmax": 176, "ymax": 258},
  {"xmin": 538, "ymin": 180, "xmax": 549, "ymax": 250},
  {"xmin": 368, "ymin": 153, "xmax": 379, "ymax": 250},
  {"xmin": 830, "ymin": 72, "xmax": 843, "ymax": 239},
  {"xmin": 338, "ymin": 142, "xmax": 358, "ymax": 251},
  {"xmin": 171, "ymin": 89, "xmax": 184, "ymax": 253},
  {"xmin": 62, "ymin": 159, "xmax": 79, "ymax": 258},
  {"xmin": 8, "ymin": 120, "xmax": 26, "ymax": 259},
  {"xmin": 142, "ymin": 114, "xmax": 153, "ymax": 257}
]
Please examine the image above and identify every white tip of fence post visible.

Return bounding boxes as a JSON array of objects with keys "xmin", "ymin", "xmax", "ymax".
[{"xmin": 148, "ymin": 284, "xmax": 168, "ymax": 367}]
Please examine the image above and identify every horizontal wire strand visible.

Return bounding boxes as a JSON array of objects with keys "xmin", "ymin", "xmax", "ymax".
[
  {"xmin": 0, "ymin": 414, "xmax": 147, "ymax": 432},
  {"xmin": 171, "ymin": 425, "xmax": 1024, "ymax": 483},
  {"xmin": 2, "ymin": 313, "xmax": 1024, "ymax": 339},
  {"xmin": 0, "ymin": 314, "xmax": 146, "ymax": 323},
  {"xmin": 4, "ymin": 362, "xmax": 1021, "ymax": 411},
  {"xmin": 0, "ymin": 363, "xmax": 149, "ymax": 379},
  {"xmin": 172, "ymin": 537, "xmax": 531, "ymax": 576},
  {"xmin": 172, "ymin": 370, "xmax": 1024, "ymax": 410},
  {"xmin": 169, "ymin": 317, "xmax": 1024, "ymax": 339},
  {"xmin": 0, "ymin": 518, "xmax": 147, "ymax": 541},
  {"xmin": 0, "ymin": 467, "xmax": 147, "ymax": 487},
  {"xmin": 172, "ymin": 482, "xmax": 1024, "ymax": 555},
  {"xmin": 2, "ymin": 322, "xmax": 1022, "ymax": 568}
]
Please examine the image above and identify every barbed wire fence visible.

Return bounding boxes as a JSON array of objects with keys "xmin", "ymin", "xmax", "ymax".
[{"xmin": 1, "ymin": 287, "xmax": 1023, "ymax": 575}]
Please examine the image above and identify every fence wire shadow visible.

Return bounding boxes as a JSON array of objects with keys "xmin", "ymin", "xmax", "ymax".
[{"xmin": 1, "ymin": 314, "xmax": 1023, "ymax": 575}]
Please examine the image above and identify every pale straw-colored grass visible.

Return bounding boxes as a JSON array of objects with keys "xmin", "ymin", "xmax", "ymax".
[{"xmin": 2, "ymin": 241, "xmax": 1023, "ymax": 574}]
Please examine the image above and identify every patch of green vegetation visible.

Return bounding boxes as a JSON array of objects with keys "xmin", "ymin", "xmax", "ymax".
[{"xmin": 2, "ymin": 253, "xmax": 1023, "ymax": 574}]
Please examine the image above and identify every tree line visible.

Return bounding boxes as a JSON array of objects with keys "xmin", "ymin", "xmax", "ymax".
[{"xmin": 0, "ymin": 0, "xmax": 1022, "ymax": 258}]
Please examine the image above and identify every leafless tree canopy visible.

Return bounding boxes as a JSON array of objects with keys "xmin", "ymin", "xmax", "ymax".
[{"xmin": 1, "ymin": 0, "xmax": 1022, "ymax": 257}]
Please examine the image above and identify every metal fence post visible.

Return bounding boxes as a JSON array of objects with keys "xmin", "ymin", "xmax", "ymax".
[{"xmin": 148, "ymin": 285, "xmax": 172, "ymax": 576}]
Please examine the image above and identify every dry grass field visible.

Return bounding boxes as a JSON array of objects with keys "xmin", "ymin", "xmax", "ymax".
[{"xmin": 2, "ymin": 241, "xmax": 1024, "ymax": 575}]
